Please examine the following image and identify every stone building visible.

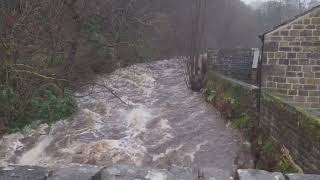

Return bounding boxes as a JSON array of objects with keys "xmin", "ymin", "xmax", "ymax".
[{"xmin": 261, "ymin": 5, "xmax": 320, "ymax": 108}]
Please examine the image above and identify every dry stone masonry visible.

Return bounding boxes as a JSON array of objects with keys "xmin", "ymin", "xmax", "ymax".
[
  {"xmin": 208, "ymin": 48, "xmax": 256, "ymax": 83},
  {"xmin": 262, "ymin": 6, "xmax": 320, "ymax": 108}
]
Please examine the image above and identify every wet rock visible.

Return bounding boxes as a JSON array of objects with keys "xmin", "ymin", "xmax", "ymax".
[
  {"xmin": 236, "ymin": 169, "xmax": 285, "ymax": 180},
  {"xmin": 285, "ymin": 174, "xmax": 320, "ymax": 180},
  {"xmin": 0, "ymin": 165, "xmax": 48, "ymax": 180},
  {"xmin": 92, "ymin": 165, "xmax": 175, "ymax": 180},
  {"xmin": 200, "ymin": 167, "xmax": 234, "ymax": 180},
  {"xmin": 47, "ymin": 164, "xmax": 101, "ymax": 180}
]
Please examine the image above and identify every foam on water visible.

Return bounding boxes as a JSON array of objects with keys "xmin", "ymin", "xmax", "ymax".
[
  {"xmin": 0, "ymin": 59, "xmax": 240, "ymax": 177},
  {"xmin": 126, "ymin": 107, "xmax": 152, "ymax": 134},
  {"xmin": 158, "ymin": 119, "xmax": 172, "ymax": 130},
  {"xmin": 0, "ymin": 133, "xmax": 24, "ymax": 166},
  {"xmin": 145, "ymin": 170, "xmax": 168, "ymax": 180},
  {"xmin": 18, "ymin": 136, "xmax": 53, "ymax": 166},
  {"xmin": 185, "ymin": 141, "xmax": 209, "ymax": 162},
  {"xmin": 152, "ymin": 144, "xmax": 184, "ymax": 162}
]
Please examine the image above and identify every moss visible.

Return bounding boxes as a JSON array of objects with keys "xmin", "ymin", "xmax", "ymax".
[
  {"xmin": 262, "ymin": 92, "xmax": 320, "ymax": 122},
  {"xmin": 260, "ymin": 92, "xmax": 320, "ymax": 172},
  {"xmin": 261, "ymin": 92, "xmax": 320, "ymax": 142}
]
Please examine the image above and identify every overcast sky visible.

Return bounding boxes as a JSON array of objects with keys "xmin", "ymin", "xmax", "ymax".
[
  {"xmin": 242, "ymin": 0, "xmax": 314, "ymax": 6},
  {"xmin": 241, "ymin": 0, "xmax": 268, "ymax": 5}
]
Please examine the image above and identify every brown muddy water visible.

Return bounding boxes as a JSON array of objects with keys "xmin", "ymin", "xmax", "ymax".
[{"xmin": 0, "ymin": 59, "xmax": 240, "ymax": 179}]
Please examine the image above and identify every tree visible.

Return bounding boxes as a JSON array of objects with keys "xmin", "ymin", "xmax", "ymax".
[
  {"xmin": 186, "ymin": 0, "xmax": 207, "ymax": 92},
  {"xmin": 309, "ymin": 0, "xmax": 320, "ymax": 8}
]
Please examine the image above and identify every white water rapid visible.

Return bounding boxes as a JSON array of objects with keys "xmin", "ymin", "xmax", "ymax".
[{"xmin": 0, "ymin": 59, "xmax": 240, "ymax": 178}]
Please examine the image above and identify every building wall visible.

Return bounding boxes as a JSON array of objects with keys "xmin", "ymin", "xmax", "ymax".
[
  {"xmin": 208, "ymin": 49, "xmax": 254, "ymax": 83},
  {"xmin": 262, "ymin": 8, "xmax": 320, "ymax": 108}
]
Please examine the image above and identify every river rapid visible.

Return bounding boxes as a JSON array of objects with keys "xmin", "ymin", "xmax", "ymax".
[{"xmin": 0, "ymin": 59, "xmax": 240, "ymax": 179}]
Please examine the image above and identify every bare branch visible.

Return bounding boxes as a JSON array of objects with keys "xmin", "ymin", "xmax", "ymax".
[
  {"xmin": 74, "ymin": 82, "xmax": 130, "ymax": 106},
  {"xmin": 14, "ymin": 70, "xmax": 68, "ymax": 82}
]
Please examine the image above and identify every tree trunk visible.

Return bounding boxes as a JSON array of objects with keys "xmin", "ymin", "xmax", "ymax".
[
  {"xmin": 187, "ymin": 0, "xmax": 207, "ymax": 92},
  {"xmin": 64, "ymin": 0, "xmax": 81, "ymax": 79}
]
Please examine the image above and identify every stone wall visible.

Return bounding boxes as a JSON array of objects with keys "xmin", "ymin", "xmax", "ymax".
[
  {"xmin": 206, "ymin": 72, "xmax": 259, "ymax": 138},
  {"xmin": 208, "ymin": 49, "xmax": 255, "ymax": 82},
  {"xmin": 262, "ymin": 8, "xmax": 320, "ymax": 108},
  {"xmin": 260, "ymin": 93, "xmax": 320, "ymax": 173},
  {"xmin": 206, "ymin": 72, "xmax": 320, "ymax": 173},
  {"xmin": 1, "ymin": 165, "xmax": 320, "ymax": 180}
]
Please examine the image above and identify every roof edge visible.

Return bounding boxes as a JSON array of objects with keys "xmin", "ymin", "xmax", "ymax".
[{"xmin": 262, "ymin": 4, "xmax": 320, "ymax": 36}]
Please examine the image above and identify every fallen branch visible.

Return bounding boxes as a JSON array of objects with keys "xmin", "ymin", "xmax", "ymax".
[
  {"xmin": 13, "ymin": 64, "xmax": 35, "ymax": 70},
  {"xmin": 74, "ymin": 82, "xmax": 130, "ymax": 106},
  {"xmin": 14, "ymin": 70, "xmax": 68, "ymax": 82}
]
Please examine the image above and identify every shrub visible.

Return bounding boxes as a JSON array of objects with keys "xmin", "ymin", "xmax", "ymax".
[
  {"xmin": 0, "ymin": 61, "xmax": 77, "ymax": 133},
  {"xmin": 232, "ymin": 113, "xmax": 249, "ymax": 130},
  {"xmin": 205, "ymin": 88, "xmax": 216, "ymax": 102},
  {"xmin": 1, "ymin": 87, "xmax": 76, "ymax": 133}
]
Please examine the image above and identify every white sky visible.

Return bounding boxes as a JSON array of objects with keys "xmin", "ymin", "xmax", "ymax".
[
  {"xmin": 242, "ymin": 0, "xmax": 314, "ymax": 5},
  {"xmin": 241, "ymin": 0, "xmax": 268, "ymax": 5}
]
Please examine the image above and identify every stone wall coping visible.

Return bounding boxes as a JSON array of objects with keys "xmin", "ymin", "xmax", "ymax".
[
  {"xmin": 209, "ymin": 71, "xmax": 259, "ymax": 91},
  {"xmin": 262, "ymin": 91, "xmax": 320, "ymax": 122}
]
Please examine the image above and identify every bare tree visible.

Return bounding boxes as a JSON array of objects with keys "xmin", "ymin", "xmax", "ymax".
[
  {"xmin": 186, "ymin": 0, "xmax": 207, "ymax": 92},
  {"xmin": 63, "ymin": 0, "xmax": 82, "ymax": 79}
]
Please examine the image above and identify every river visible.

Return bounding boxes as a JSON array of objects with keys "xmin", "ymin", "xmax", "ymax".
[{"xmin": 0, "ymin": 59, "xmax": 240, "ymax": 179}]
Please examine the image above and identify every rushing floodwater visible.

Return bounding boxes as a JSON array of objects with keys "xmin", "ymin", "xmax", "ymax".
[{"xmin": 0, "ymin": 59, "xmax": 240, "ymax": 178}]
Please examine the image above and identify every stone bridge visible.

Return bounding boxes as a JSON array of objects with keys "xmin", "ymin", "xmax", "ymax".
[{"xmin": 1, "ymin": 165, "xmax": 320, "ymax": 180}]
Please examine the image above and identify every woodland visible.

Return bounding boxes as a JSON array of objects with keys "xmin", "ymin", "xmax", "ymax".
[{"xmin": 0, "ymin": 0, "xmax": 319, "ymax": 133}]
